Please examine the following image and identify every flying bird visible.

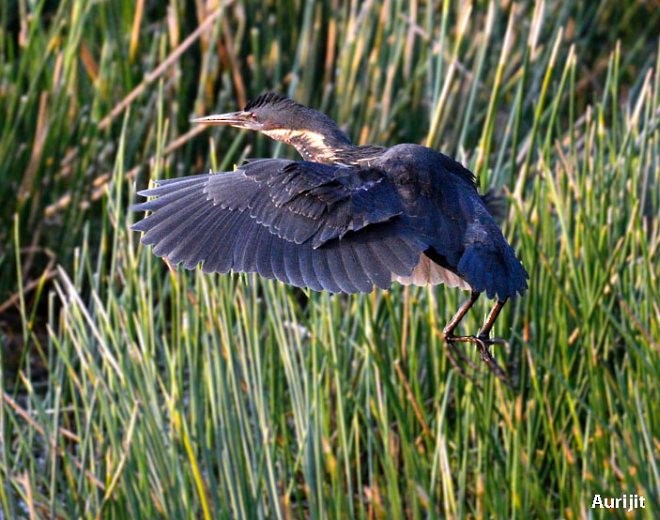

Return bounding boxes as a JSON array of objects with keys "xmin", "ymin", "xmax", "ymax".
[{"xmin": 132, "ymin": 93, "xmax": 528, "ymax": 371}]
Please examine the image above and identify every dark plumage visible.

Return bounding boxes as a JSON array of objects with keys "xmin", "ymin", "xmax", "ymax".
[{"xmin": 132, "ymin": 93, "xmax": 528, "ymax": 369}]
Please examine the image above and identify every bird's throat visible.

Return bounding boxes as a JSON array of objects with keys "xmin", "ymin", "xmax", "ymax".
[{"xmin": 262, "ymin": 128, "xmax": 351, "ymax": 164}]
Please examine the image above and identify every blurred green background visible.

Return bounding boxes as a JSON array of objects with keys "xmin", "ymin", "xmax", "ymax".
[{"xmin": 0, "ymin": 0, "xmax": 658, "ymax": 518}]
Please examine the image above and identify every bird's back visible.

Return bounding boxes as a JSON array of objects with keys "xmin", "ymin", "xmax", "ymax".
[{"xmin": 374, "ymin": 144, "xmax": 528, "ymax": 300}]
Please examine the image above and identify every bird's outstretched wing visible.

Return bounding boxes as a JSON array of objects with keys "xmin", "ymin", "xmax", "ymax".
[
  {"xmin": 131, "ymin": 160, "xmax": 427, "ymax": 293},
  {"xmin": 204, "ymin": 159, "xmax": 406, "ymax": 247}
]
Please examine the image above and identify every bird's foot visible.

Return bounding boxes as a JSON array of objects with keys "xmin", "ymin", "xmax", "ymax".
[
  {"xmin": 444, "ymin": 340, "xmax": 480, "ymax": 377},
  {"xmin": 444, "ymin": 334, "xmax": 510, "ymax": 384},
  {"xmin": 445, "ymin": 334, "xmax": 506, "ymax": 347}
]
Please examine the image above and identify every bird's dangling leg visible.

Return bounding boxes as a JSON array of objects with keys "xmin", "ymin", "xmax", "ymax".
[
  {"xmin": 443, "ymin": 295, "xmax": 507, "ymax": 347},
  {"xmin": 442, "ymin": 291, "xmax": 480, "ymax": 338},
  {"xmin": 442, "ymin": 292, "xmax": 481, "ymax": 373},
  {"xmin": 472, "ymin": 299, "xmax": 509, "ymax": 381},
  {"xmin": 477, "ymin": 299, "xmax": 507, "ymax": 343},
  {"xmin": 443, "ymin": 294, "xmax": 510, "ymax": 382}
]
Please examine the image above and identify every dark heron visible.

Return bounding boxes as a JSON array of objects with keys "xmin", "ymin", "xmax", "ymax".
[{"xmin": 132, "ymin": 93, "xmax": 528, "ymax": 373}]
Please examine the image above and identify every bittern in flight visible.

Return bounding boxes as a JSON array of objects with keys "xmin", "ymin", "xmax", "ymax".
[{"xmin": 132, "ymin": 93, "xmax": 528, "ymax": 372}]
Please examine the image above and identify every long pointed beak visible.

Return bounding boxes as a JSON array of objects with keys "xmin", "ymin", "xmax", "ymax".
[{"xmin": 190, "ymin": 111, "xmax": 253, "ymax": 127}]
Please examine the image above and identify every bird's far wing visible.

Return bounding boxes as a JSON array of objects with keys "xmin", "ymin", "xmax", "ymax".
[
  {"xmin": 131, "ymin": 166, "xmax": 427, "ymax": 294},
  {"xmin": 205, "ymin": 159, "xmax": 405, "ymax": 248}
]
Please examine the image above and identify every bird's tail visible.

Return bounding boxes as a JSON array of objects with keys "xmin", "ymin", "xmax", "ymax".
[{"xmin": 457, "ymin": 239, "xmax": 528, "ymax": 300}]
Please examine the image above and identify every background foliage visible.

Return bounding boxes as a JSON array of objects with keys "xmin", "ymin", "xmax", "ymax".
[{"xmin": 1, "ymin": 0, "xmax": 658, "ymax": 518}]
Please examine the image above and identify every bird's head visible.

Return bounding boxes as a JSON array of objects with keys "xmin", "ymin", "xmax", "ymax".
[{"xmin": 191, "ymin": 93, "xmax": 352, "ymax": 162}]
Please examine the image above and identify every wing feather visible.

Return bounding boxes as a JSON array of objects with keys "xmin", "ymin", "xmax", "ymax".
[
  {"xmin": 149, "ymin": 203, "xmax": 211, "ymax": 258},
  {"xmin": 311, "ymin": 247, "xmax": 342, "ymax": 293},
  {"xmin": 232, "ymin": 215, "xmax": 261, "ymax": 273},
  {"xmin": 255, "ymin": 230, "xmax": 276, "ymax": 279},
  {"xmin": 338, "ymin": 244, "xmax": 371, "ymax": 292},
  {"xmin": 201, "ymin": 210, "xmax": 246, "ymax": 273},
  {"xmin": 322, "ymin": 246, "xmax": 356, "ymax": 293},
  {"xmin": 133, "ymin": 191, "xmax": 202, "ymax": 235},
  {"xmin": 207, "ymin": 160, "xmax": 405, "ymax": 248},
  {"xmin": 282, "ymin": 248, "xmax": 305, "ymax": 288},
  {"xmin": 269, "ymin": 235, "xmax": 289, "ymax": 284},
  {"xmin": 132, "ymin": 160, "xmax": 429, "ymax": 294},
  {"xmin": 297, "ymin": 244, "xmax": 324, "ymax": 291}
]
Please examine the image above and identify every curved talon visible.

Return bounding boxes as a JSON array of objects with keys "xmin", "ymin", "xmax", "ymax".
[
  {"xmin": 442, "ymin": 334, "xmax": 510, "ymax": 383},
  {"xmin": 445, "ymin": 340, "xmax": 480, "ymax": 374},
  {"xmin": 477, "ymin": 335, "xmax": 508, "ymax": 346},
  {"xmin": 444, "ymin": 334, "xmax": 506, "ymax": 347},
  {"xmin": 473, "ymin": 337, "xmax": 509, "ymax": 382}
]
